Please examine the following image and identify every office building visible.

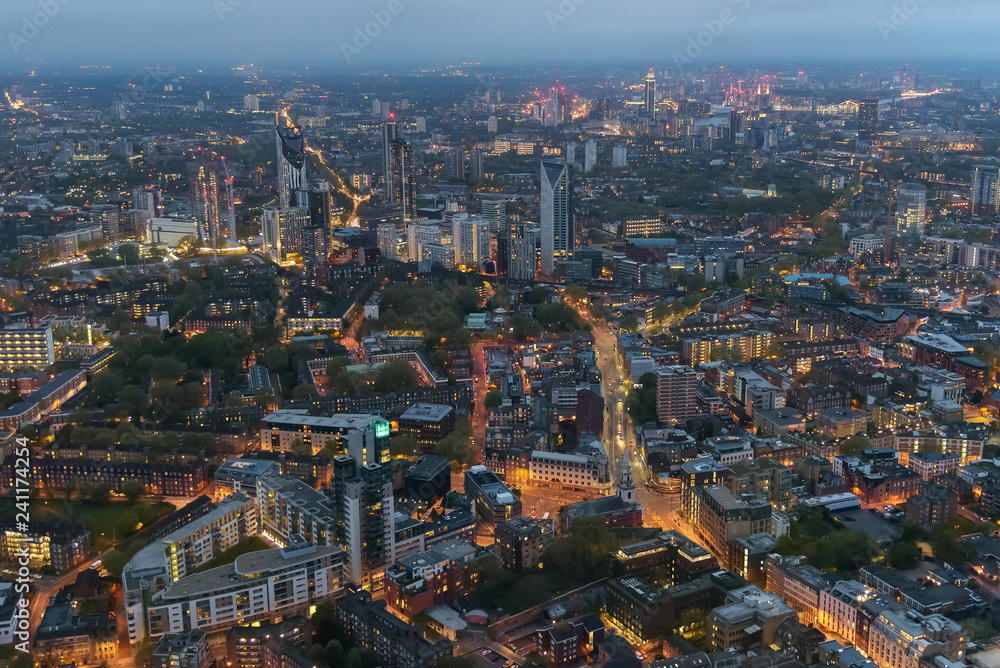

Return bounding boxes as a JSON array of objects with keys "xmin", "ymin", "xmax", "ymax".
[
  {"xmin": 389, "ymin": 139, "xmax": 417, "ymax": 220},
  {"xmin": 336, "ymin": 591, "xmax": 452, "ymax": 668},
  {"xmin": 707, "ymin": 585, "xmax": 797, "ymax": 650},
  {"xmin": 540, "ymin": 160, "xmax": 572, "ymax": 276},
  {"xmin": 494, "ymin": 516, "xmax": 554, "ymax": 573},
  {"xmin": 0, "ymin": 325, "xmax": 54, "ymax": 370},
  {"xmin": 262, "ymin": 206, "xmax": 310, "ymax": 263},
  {"xmin": 765, "ymin": 554, "xmax": 839, "ymax": 624},
  {"xmin": 869, "ymin": 609, "xmax": 966, "ymax": 668},
  {"xmin": 276, "ymin": 122, "xmax": 307, "ymax": 209},
  {"xmin": 464, "ymin": 465, "xmax": 521, "ymax": 525},
  {"xmin": 817, "ymin": 580, "xmax": 873, "ymax": 646},
  {"xmin": 690, "ymin": 486, "xmax": 772, "ymax": 569},
  {"xmin": 894, "ymin": 182, "xmax": 926, "ymax": 238},
  {"xmin": 656, "ymin": 365, "xmax": 698, "ymax": 426},
  {"xmin": 508, "ymin": 222, "xmax": 538, "ymax": 280},
  {"xmin": 144, "ymin": 537, "xmax": 343, "ymax": 640},
  {"xmin": 402, "ymin": 455, "xmax": 451, "ymax": 505},
  {"xmin": 152, "ymin": 632, "xmax": 210, "ymax": 668},
  {"xmin": 397, "ymin": 403, "xmax": 455, "ymax": 452}
]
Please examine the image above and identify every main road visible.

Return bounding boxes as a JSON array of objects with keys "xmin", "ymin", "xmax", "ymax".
[{"xmin": 580, "ymin": 301, "xmax": 708, "ymax": 548}]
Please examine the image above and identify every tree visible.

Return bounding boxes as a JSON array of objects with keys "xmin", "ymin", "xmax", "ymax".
[
  {"xmin": 887, "ymin": 540, "xmax": 921, "ymax": 569},
  {"xmin": 390, "ymin": 435, "xmax": 422, "ymax": 460},
  {"xmin": 928, "ymin": 523, "xmax": 969, "ymax": 565},
  {"xmin": 289, "ymin": 438, "xmax": 312, "ymax": 455},
  {"xmin": 767, "ymin": 342, "xmax": 786, "ymax": 358},
  {"xmin": 102, "ymin": 549, "xmax": 130, "ymax": 578},
  {"xmin": 563, "ymin": 284, "xmax": 588, "ymax": 303},
  {"xmin": 292, "ymin": 383, "xmax": 318, "ymax": 399},
  {"xmin": 840, "ymin": 435, "xmax": 871, "ymax": 455},
  {"xmin": 134, "ymin": 641, "xmax": 155, "ymax": 668},
  {"xmin": 346, "ymin": 647, "xmax": 363, "ymax": 668},
  {"xmin": 484, "ymin": 389, "xmax": 502, "ymax": 409},
  {"xmin": 123, "ymin": 480, "xmax": 146, "ymax": 502},
  {"xmin": 83, "ymin": 482, "xmax": 114, "ymax": 505},
  {"xmin": 619, "ymin": 314, "xmax": 639, "ymax": 333}
]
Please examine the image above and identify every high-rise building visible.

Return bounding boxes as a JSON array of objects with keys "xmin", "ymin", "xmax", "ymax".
[
  {"xmin": 309, "ymin": 185, "xmax": 333, "ymax": 230},
  {"xmin": 487, "ymin": 116, "xmax": 498, "ymax": 133},
  {"xmin": 644, "ymin": 71, "xmax": 657, "ymax": 119},
  {"xmin": 382, "ymin": 119, "xmax": 400, "ymax": 201},
  {"xmin": 119, "ymin": 210, "xmax": 147, "ymax": 242},
  {"xmin": 540, "ymin": 160, "xmax": 572, "ymax": 277},
  {"xmin": 243, "ymin": 94, "xmax": 259, "ymax": 112},
  {"xmin": 613, "ymin": 145, "xmax": 628, "ymax": 168},
  {"xmin": 90, "ymin": 204, "xmax": 120, "ymax": 242},
  {"xmin": 276, "ymin": 122, "xmax": 307, "ymax": 209},
  {"xmin": 262, "ymin": 207, "xmax": 310, "ymax": 263},
  {"xmin": 583, "ymin": 140, "xmax": 597, "ymax": 173},
  {"xmin": 858, "ymin": 99, "xmax": 879, "ymax": 142},
  {"xmin": 377, "ymin": 223, "xmax": 398, "ymax": 259},
  {"xmin": 468, "ymin": 148, "xmax": 484, "ymax": 182},
  {"xmin": 482, "ymin": 198, "xmax": 507, "ymax": 237},
  {"xmin": 508, "ymin": 222, "xmax": 538, "ymax": 281},
  {"xmin": 301, "ymin": 226, "xmax": 327, "ymax": 271},
  {"xmin": 132, "ymin": 187, "xmax": 162, "ymax": 222},
  {"xmin": 256, "ymin": 412, "xmax": 394, "ymax": 588},
  {"xmin": 895, "ymin": 182, "xmax": 926, "ymax": 238},
  {"xmin": 388, "ymin": 139, "xmax": 417, "ymax": 220},
  {"xmin": 406, "ymin": 222, "xmax": 441, "ymax": 263},
  {"xmin": 566, "ymin": 142, "xmax": 577, "ymax": 165},
  {"xmin": 453, "ymin": 214, "xmax": 490, "ymax": 269},
  {"xmin": 655, "ymin": 365, "xmax": 698, "ymax": 426},
  {"xmin": 971, "ymin": 165, "xmax": 1000, "ymax": 215},
  {"xmin": 445, "ymin": 147, "xmax": 465, "ymax": 180}
]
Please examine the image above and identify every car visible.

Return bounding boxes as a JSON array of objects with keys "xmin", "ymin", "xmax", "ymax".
[
  {"xmin": 90, "ymin": 560, "xmax": 102, "ymax": 569},
  {"xmin": 504, "ymin": 661, "xmax": 515, "ymax": 667},
  {"xmin": 482, "ymin": 651, "xmax": 491, "ymax": 656}
]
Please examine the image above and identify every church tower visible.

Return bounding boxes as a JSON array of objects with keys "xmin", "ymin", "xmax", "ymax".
[{"xmin": 617, "ymin": 454, "xmax": 635, "ymax": 504}]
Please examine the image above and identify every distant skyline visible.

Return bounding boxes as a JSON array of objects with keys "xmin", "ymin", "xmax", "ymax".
[{"xmin": 2, "ymin": 0, "xmax": 999, "ymax": 72}]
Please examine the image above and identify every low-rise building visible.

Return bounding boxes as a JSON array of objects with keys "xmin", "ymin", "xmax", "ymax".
[
  {"xmin": 707, "ymin": 585, "xmax": 797, "ymax": 651},
  {"xmin": 905, "ymin": 451, "xmax": 960, "ymax": 481},
  {"xmin": 868, "ymin": 608, "xmax": 967, "ymax": 668},
  {"xmin": 152, "ymin": 631, "xmax": 211, "ymax": 668},
  {"xmin": 494, "ymin": 516, "xmax": 554, "ymax": 573},
  {"xmin": 464, "ymin": 465, "xmax": 521, "ymax": 525},
  {"xmin": 397, "ymin": 403, "xmax": 455, "ymax": 452},
  {"xmin": 0, "ymin": 519, "xmax": 90, "ymax": 572},
  {"xmin": 226, "ymin": 617, "xmax": 311, "ymax": 668},
  {"xmin": 336, "ymin": 591, "xmax": 452, "ymax": 668},
  {"xmin": 905, "ymin": 483, "xmax": 958, "ymax": 531},
  {"xmin": 385, "ymin": 540, "xmax": 490, "ymax": 619}
]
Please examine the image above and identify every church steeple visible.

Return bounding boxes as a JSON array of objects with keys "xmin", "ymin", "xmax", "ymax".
[{"xmin": 617, "ymin": 454, "xmax": 635, "ymax": 504}]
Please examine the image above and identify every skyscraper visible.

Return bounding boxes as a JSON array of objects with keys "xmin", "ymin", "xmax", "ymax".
[
  {"xmin": 309, "ymin": 184, "xmax": 333, "ymax": 230},
  {"xmin": 276, "ymin": 122, "xmax": 307, "ymax": 209},
  {"xmin": 90, "ymin": 204, "xmax": 120, "ymax": 242},
  {"xmin": 540, "ymin": 160, "xmax": 572, "ymax": 277},
  {"xmin": 508, "ymin": 222, "xmax": 538, "ymax": 281},
  {"xmin": 482, "ymin": 198, "xmax": 507, "ymax": 237},
  {"xmin": 971, "ymin": 165, "xmax": 1000, "ymax": 215},
  {"xmin": 566, "ymin": 142, "xmax": 577, "ymax": 165},
  {"xmin": 262, "ymin": 206, "xmax": 310, "ymax": 262},
  {"xmin": 583, "ymin": 140, "xmax": 597, "ymax": 173},
  {"xmin": 301, "ymin": 225, "xmax": 327, "ymax": 276},
  {"xmin": 895, "ymin": 182, "xmax": 927, "ymax": 238},
  {"xmin": 388, "ymin": 139, "xmax": 417, "ymax": 220},
  {"xmin": 382, "ymin": 118, "xmax": 400, "ymax": 201},
  {"xmin": 858, "ymin": 99, "xmax": 879, "ymax": 142},
  {"xmin": 644, "ymin": 71, "xmax": 657, "ymax": 119}
]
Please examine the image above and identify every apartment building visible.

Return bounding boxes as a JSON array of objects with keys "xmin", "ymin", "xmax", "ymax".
[{"xmin": 144, "ymin": 537, "xmax": 342, "ymax": 639}]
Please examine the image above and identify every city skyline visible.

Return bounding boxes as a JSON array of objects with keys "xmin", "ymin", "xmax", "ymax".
[{"xmin": 2, "ymin": 0, "xmax": 999, "ymax": 70}]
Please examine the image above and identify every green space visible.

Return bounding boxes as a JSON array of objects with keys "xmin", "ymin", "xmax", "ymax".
[
  {"xmin": 777, "ymin": 506, "xmax": 878, "ymax": 574},
  {"xmin": 191, "ymin": 536, "xmax": 271, "ymax": 573},
  {"xmin": 0, "ymin": 497, "xmax": 174, "ymax": 551},
  {"xmin": 468, "ymin": 517, "xmax": 617, "ymax": 613}
]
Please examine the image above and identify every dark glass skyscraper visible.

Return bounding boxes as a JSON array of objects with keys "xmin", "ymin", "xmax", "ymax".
[{"xmin": 276, "ymin": 121, "xmax": 307, "ymax": 209}]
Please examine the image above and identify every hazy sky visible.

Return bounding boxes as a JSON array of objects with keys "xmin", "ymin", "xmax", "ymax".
[{"xmin": 3, "ymin": 0, "xmax": 999, "ymax": 71}]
